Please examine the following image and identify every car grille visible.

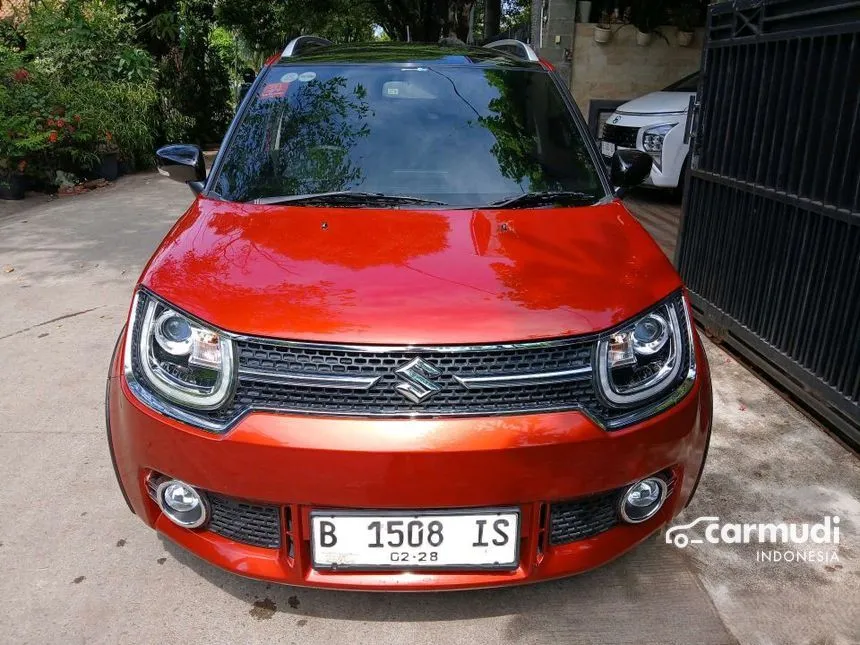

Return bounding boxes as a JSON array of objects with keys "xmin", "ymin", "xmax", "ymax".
[
  {"xmin": 549, "ymin": 472, "xmax": 677, "ymax": 545},
  {"xmin": 196, "ymin": 338, "xmax": 607, "ymax": 424},
  {"xmin": 146, "ymin": 475, "xmax": 281, "ymax": 549},
  {"xmin": 601, "ymin": 123, "xmax": 639, "ymax": 148},
  {"xmin": 129, "ymin": 291, "xmax": 689, "ymax": 429},
  {"xmin": 550, "ymin": 490, "xmax": 623, "ymax": 545},
  {"xmin": 207, "ymin": 494, "xmax": 281, "ymax": 549}
]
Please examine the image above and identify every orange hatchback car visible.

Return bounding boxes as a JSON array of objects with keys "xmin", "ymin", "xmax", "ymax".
[{"xmin": 106, "ymin": 39, "xmax": 711, "ymax": 590}]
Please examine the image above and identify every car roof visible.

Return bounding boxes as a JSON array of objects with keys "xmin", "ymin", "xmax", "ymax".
[{"xmin": 276, "ymin": 42, "xmax": 543, "ymax": 69}]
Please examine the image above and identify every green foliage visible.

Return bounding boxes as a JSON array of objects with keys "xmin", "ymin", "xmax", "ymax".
[
  {"xmin": 58, "ymin": 78, "xmax": 159, "ymax": 165},
  {"xmin": 0, "ymin": 0, "xmax": 159, "ymax": 188},
  {"xmin": 501, "ymin": 0, "xmax": 530, "ymax": 32},
  {"xmin": 121, "ymin": 0, "xmax": 232, "ymax": 144},
  {"xmin": 23, "ymin": 0, "xmax": 155, "ymax": 84},
  {"xmin": 215, "ymin": 0, "xmax": 373, "ymax": 66}
]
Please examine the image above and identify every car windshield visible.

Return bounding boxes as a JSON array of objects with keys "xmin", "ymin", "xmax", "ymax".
[
  {"xmin": 663, "ymin": 71, "xmax": 700, "ymax": 92},
  {"xmin": 211, "ymin": 64, "xmax": 603, "ymax": 207}
]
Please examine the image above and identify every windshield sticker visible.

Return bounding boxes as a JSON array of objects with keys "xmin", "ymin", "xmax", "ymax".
[
  {"xmin": 298, "ymin": 71, "xmax": 317, "ymax": 82},
  {"xmin": 280, "ymin": 72, "xmax": 299, "ymax": 83},
  {"xmin": 260, "ymin": 83, "xmax": 290, "ymax": 99}
]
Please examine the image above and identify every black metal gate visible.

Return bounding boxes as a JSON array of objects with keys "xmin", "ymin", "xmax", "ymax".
[{"xmin": 676, "ymin": 0, "xmax": 860, "ymax": 449}]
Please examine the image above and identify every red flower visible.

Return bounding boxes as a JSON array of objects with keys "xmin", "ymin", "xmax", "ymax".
[
  {"xmin": 12, "ymin": 68, "xmax": 29, "ymax": 82},
  {"xmin": 67, "ymin": 125, "xmax": 75, "ymax": 133},
  {"xmin": 57, "ymin": 119, "xmax": 65, "ymax": 128},
  {"xmin": 48, "ymin": 131, "xmax": 58, "ymax": 143},
  {"xmin": 73, "ymin": 114, "xmax": 81, "ymax": 123},
  {"xmin": 46, "ymin": 118, "xmax": 56, "ymax": 127}
]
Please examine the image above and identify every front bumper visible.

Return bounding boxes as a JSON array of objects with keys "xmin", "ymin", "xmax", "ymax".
[{"xmin": 107, "ymin": 332, "xmax": 712, "ymax": 590}]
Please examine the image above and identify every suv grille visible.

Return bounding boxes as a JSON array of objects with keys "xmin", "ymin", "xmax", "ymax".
[
  {"xmin": 602, "ymin": 123, "xmax": 639, "ymax": 149},
  {"xmin": 199, "ymin": 336, "xmax": 613, "ymax": 425},
  {"xmin": 129, "ymin": 292, "xmax": 689, "ymax": 429}
]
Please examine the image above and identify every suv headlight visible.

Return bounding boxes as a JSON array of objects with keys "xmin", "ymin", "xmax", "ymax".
[
  {"xmin": 124, "ymin": 291, "xmax": 234, "ymax": 411},
  {"xmin": 641, "ymin": 123, "xmax": 676, "ymax": 153},
  {"xmin": 595, "ymin": 293, "xmax": 695, "ymax": 412}
]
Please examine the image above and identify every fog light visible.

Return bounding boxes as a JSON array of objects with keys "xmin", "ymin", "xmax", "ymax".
[
  {"xmin": 619, "ymin": 477, "xmax": 667, "ymax": 523},
  {"xmin": 156, "ymin": 479, "xmax": 208, "ymax": 528}
]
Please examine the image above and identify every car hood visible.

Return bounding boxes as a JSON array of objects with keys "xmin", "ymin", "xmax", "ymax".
[
  {"xmin": 616, "ymin": 91, "xmax": 693, "ymax": 115},
  {"xmin": 141, "ymin": 197, "xmax": 681, "ymax": 345}
]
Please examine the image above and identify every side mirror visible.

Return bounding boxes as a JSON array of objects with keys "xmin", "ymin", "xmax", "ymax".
[
  {"xmin": 156, "ymin": 144, "xmax": 206, "ymax": 194},
  {"xmin": 610, "ymin": 149, "xmax": 653, "ymax": 196}
]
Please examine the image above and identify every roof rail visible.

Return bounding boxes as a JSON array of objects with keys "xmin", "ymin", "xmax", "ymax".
[
  {"xmin": 482, "ymin": 39, "xmax": 539, "ymax": 62},
  {"xmin": 282, "ymin": 35, "xmax": 332, "ymax": 58}
]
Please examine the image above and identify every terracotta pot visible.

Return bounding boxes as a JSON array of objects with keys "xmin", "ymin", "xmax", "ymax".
[
  {"xmin": 593, "ymin": 25, "xmax": 612, "ymax": 44},
  {"xmin": 677, "ymin": 30, "xmax": 694, "ymax": 47},
  {"xmin": 636, "ymin": 30, "xmax": 653, "ymax": 46}
]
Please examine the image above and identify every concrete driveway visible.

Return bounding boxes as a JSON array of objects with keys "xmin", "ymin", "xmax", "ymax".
[{"xmin": 1, "ymin": 174, "xmax": 858, "ymax": 645}]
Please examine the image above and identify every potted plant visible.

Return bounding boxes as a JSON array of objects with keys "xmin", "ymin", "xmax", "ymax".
[
  {"xmin": 0, "ymin": 159, "xmax": 27, "ymax": 200},
  {"xmin": 577, "ymin": 1, "xmax": 593, "ymax": 23},
  {"xmin": 673, "ymin": 0, "xmax": 698, "ymax": 46},
  {"xmin": 593, "ymin": 11, "xmax": 613, "ymax": 43},
  {"xmin": 97, "ymin": 131, "xmax": 120, "ymax": 181},
  {"xmin": 630, "ymin": 0, "xmax": 668, "ymax": 46}
]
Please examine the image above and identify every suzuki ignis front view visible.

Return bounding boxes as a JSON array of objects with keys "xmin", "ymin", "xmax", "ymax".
[{"xmin": 106, "ymin": 39, "xmax": 711, "ymax": 590}]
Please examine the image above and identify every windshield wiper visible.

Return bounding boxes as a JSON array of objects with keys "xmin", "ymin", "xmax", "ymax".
[
  {"xmin": 486, "ymin": 191, "xmax": 600, "ymax": 209},
  {"xmin": 252, "ymin": 191, "xmax": 448, "ymax": 207}
]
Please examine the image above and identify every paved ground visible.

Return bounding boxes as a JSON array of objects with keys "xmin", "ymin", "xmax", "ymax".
[
  {"xmin": 623, "ymin": 189, "xmax": 683, "ymax": 259},
  {"xmin": 1, "ymin": 174, "xmax": 858, "ymax": 645}
]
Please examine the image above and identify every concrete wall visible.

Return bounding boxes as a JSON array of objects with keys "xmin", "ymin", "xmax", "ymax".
[
  {"xmin": 538, "ymin": 0, "xmax": 578, "ymax": 86},
  {"xmin": 569, "ymin": 23, "xmax": 705, "ymax": 115}
]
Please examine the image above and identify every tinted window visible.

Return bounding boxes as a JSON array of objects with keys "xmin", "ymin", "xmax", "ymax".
[{"xmin": 213, "ymin": 65, "xmax": 602, "ymax": 206}]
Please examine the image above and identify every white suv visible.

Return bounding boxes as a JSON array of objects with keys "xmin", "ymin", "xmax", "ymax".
[{"xmin": 599, "ymin": 72, "xmax": 699, "ymax": 190}]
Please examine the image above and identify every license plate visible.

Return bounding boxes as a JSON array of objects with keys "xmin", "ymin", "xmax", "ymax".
[
  {"xmin": 311, "ymin": 509, "xmax": 520, "ymax": 570},
  {"xmin": 601, "ymin": 140, "xmax": 616, "ymax": 156}
]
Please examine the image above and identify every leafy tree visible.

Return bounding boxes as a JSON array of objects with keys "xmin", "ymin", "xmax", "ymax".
[
  {"xmin": 21, "ymin": 0, "xmax": 154, "ymax": 83},
  {"xmin": 368, "ymin": 0, "xmax": 476, "ymax": 42},
  {"xmin": 214, "ymin": 0, "xmax": 372, "ymax": 67},
  {"xmin": 121, "ymin": 0, "xmax": 232, "ymax": 144}
]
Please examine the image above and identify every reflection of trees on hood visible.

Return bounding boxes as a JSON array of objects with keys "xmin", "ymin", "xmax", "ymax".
[{"xmin": 215, "ymin": 77, "xmax": 371, "ymax": 201}]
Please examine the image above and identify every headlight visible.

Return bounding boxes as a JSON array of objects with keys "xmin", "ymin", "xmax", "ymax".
[
  {"xmin": 125, "ymin": 291, "xmax": 234, "ymax": 410},
  {"xmin": 595, "ymin": 295, "xmax": 694, "ymax": 409},
  {"xmin": 641, "ymin": 123, "xmax": 676, "ymax": 153}
]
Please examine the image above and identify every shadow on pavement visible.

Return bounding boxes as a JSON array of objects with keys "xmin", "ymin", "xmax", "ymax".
[{"xmin": 161, "ymin": 534, "xmax": 734, "ymax": 643}]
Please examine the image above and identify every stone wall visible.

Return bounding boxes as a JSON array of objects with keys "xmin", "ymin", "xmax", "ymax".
[{"xmin": 569, "ymin": 23, "xmax": 705, "ymax": 115}]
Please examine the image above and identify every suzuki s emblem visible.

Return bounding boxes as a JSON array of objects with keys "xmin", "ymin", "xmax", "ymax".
[
  {"xmin": 612, "ymin": 116, "xmax": 621, "ymax": 123},
  {"xmin": 394, "ymin": 358, "xmax": 442, "ymax": 403}
]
